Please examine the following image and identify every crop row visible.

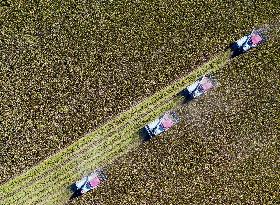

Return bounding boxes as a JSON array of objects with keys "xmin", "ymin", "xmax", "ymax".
[
  {"xmin": 37, "ymin": 137, "xmax": 140, "ymax": 205},
  {"xmin": 4, "ymin": 122, "xmax": 140, "ymax": 204},
  {"xmin": 40, "ymin": 96, "xmax": 183, "ymax": 204},
  {"xmin": 0, "ymin": 63, "xmax": 182, "ymax": 196},
  {"xmin": 20, "ymin": 136, "xmax": 138, "ymax": 205},
  {"xmin": 1, "ymin": 60, "xmax": 182, "ymax": 197},
  {"xmin": 4, "ymin": 133, "xmax": 137, "ymax": 204}
]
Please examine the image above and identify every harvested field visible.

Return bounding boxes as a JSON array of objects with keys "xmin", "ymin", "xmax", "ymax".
[{"xmin": 0, "ymin": 0, "xmax": 279, "ymax": 204}]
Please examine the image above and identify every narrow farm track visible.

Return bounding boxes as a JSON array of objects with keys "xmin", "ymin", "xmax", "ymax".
[{"xmin": 0, "ymin": 51, "xmax": 229, "ymax": 205}]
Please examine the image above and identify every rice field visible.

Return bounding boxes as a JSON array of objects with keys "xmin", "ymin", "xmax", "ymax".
[{"xmin": 0, "ymin": 0, "xmax": 279, "ymax": 204}]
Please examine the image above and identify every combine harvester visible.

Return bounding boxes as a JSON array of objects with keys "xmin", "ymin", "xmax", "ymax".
[
  {"xmin": 69, "ymin": 168, "xmax": 107, "ymax": 200},
  {"xmin": 139, "ymin": 26, "xmax": 269, "ymax": 142},
  {"xmin": 228, "ymin": 27, "xmax": 268, "ymax": 58},
  {"xmin": 68, "ymin": 26, "xmax": 270, "ymax": 200},
  {"xmin": 140, "ymin": 74, "xmax": 217, "ymax": 141}
]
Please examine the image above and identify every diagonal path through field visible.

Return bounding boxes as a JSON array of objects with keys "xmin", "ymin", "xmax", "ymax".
[{"xmin": 0, "ymin": 51, "xmax": 230, "ymax": 205}]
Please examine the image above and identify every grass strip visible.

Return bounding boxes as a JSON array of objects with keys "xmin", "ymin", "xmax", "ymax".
[
  {"xmin": 10, "ymin": 95, "xmax": 176, "ymax": 203},
  {"xmin": 40, "ymin": 140, "xmax": 140, "ymax": 205},
  {"xmin": 0, "ymin": 75, "xmax": 178, "ymax": 195},
  {"xmin": 1, "ymin": 50, "xmax": 228, "ymax": 196},
  {"xmin": 27, "ymin": 136, "xmax": 139, "ymax": 205},
  {"xmin": 8, "ymin": 91, "xmax": 201, "ymax": 205}
]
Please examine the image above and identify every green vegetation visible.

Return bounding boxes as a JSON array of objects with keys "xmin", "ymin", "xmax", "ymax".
[{"xmin": 1, "ymin": 1, "xmax": 279, "ymax": 183}]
